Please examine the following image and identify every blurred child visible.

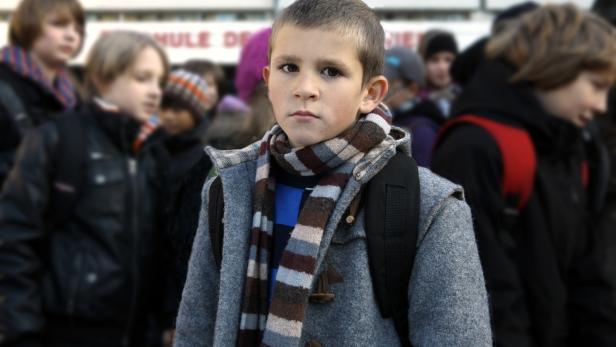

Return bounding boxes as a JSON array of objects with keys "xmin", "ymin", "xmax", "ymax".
[
  {"xmin": 160, "ymin": 69, "xmax": 210, "ymax": 186},
  {"xmin": 433, "ymin": 4, "xmax": 616, "ymax": 346},
  {"xmin": 418, "ymin": 29, "xmax": 460, "ymax": 117},
  {"xmin": 0, "ymin": 0, "xmax": 84, "ymax": 187},
  {"xmin": 0, "ymin": 31, "xmax": 171, "ymax": 346},
  {"xmin": 159, "ymin": 70, "xmax": 212, "ymax": 332},
  {"xmin": 174, "ymin": 0, "xmax": 491, "ymax": 346},
  {"xmin": 183, "ymin": 59, "xmax": 224, "ymax": 116},
  {"xmin": 383, "ymin": 46, "xmax": 445, "ymax": 167}
]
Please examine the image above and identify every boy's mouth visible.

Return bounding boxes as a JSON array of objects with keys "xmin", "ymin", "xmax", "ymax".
[{"xmin": 291, "ymin": 110, "xmax": 318, "ymax": 119}]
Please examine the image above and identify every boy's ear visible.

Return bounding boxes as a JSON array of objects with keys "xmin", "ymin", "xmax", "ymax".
[
  {"xmin": 262, "ymin": 66, "xmax": 270, "ymax": 86},
  {"xmin": 359, "ymin": 75, "xmax": 389, "ymax": 114}
]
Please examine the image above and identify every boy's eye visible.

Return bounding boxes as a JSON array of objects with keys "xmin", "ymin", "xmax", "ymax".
[
  {"xmin": 280, "ymin": 64, "xmax": 298, "ymax": 73},
  {"xmin": 592, "ymin": 80, "xmax": 611, "ymax": 91},
  {"xmin": 134, "ymin": 73, "xmax": 152, "ymax": 83},
  {"xmin": 322, "ymin": 67, "xmax": 342, "ymax": 78}
]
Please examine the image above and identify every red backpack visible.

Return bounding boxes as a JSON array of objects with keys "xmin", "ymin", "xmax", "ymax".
[{"xmin": 437, "ymin": 114, "xmax": 589, "ymax": 212}]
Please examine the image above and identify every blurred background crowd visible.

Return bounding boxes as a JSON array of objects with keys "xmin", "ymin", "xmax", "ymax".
[{"xmin": 1, "ymin": 0, "xmax": 616, "ymax": 346}]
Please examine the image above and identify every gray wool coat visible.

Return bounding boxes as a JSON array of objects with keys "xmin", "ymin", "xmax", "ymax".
[{"xmin": 174, "ymin": 129, "xmax": 492, "ymax": 346}]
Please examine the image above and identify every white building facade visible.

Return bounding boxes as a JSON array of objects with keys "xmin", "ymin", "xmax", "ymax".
[{"xmin": 0, "ymin": 0, "xmax": 594, "ymax": 65}]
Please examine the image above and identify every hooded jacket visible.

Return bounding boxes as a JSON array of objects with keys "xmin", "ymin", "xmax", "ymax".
[
  {"xmin": 432, "ymin": 59, "xmax": 616, "ymax": 347},
  {"xmin": 174, "ymin": 127, "xmax": 492, "ymax": 346}
]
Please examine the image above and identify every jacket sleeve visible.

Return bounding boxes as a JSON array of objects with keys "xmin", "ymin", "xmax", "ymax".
[
  {"xmin": 431, "ymin": 125, "xmax": 534, "ymax": 347},
  {"xmin": 173, "ymin": 177, "xmax": 220, "ymax": 347},
  {"xmin": 568, "ymin": 197, "xmax": 616, "ymax": 345},
  {"xmin": 0, "ymin": 124, "xmax": 57, "ymax": 346},
  {"xmin": 408, "ymin": 194, "xmax": 492, "ymax": 346}
]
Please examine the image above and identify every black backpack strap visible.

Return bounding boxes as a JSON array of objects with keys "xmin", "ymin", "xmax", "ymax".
[
  {"xmin": 208, "ymin": 176, "xmax": 224, "ymax": 270},
  {"xmin": 365, "ymin": 151, "xmax": 420, "ymax": 347},
  {"xmin": 46, "ymin": 113, "xmax": 89, "ymax": 227},
  {"xmin": 206, "ymin": 154, "xmax": 420, "ymax": 346},
  {"xmin": 0, "ymin": 80, "xmax": 31, "ymax": 138}
]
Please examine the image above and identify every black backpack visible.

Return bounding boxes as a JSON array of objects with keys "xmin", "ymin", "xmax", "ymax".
[
  {"xmin": 0, "ymin": 80, "xmax": 30, "ymax": 185},
  {"xmin": 0, "ymin": 81, "xmax": 88, "ymax": 226},
  {"xmin": 208, "ymin": 151, "xmax": 420, "ymax": 347},
  {"xmin": 45, "ymin": 112, "xmax": 89, "ymax": 227}
]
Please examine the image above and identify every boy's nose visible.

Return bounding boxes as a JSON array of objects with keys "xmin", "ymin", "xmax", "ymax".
[
  {"xmin": 65, "ymin": 25, "xmax": 79, "ymax": 42},
  {"xmin": 150, "ymin": 84, "xmax": 162, "ymax": 101},
  {"xmin": 594, "ymin": 91, "xmax": 608, "ymax": 114},
  {"xmin": 294, "ymin": 74, "xmax": 319, "ymax": 100}
]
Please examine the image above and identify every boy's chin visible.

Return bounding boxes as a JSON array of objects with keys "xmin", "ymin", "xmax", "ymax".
[{"xmin": 287, "ymin": 135, "xmax": 323, "ymax": 149}]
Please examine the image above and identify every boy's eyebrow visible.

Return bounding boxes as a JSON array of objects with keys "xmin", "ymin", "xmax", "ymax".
[
  {"xmin": 317, "ymin": 58, "xmax": 349, "ymax": 69},
  {"xmin": 272, "ymin": 54, "xmax": 301, "ymax": 63},
  {"xmin": 272, "ymin": 55, "xmax": 351, "ymax": 70}
]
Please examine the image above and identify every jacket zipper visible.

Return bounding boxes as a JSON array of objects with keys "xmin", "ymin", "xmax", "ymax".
[{"xmin": 122, "ymin": 157, "xmax": 139, "ymax": 347}]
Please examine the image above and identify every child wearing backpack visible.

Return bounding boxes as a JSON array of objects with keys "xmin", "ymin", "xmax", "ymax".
[
  {"xmin": 174, "ymin": 1, "xmax": 491, "ymax": 346},
  {"xmin": 0, "ymin": 31, "xmax": 172, "ymax": 346},
  {"xmin": 432, "ymin": 4, "xmax": 616, "ymax": 346},
  {"xmin": 0, "ymin": 0, "xmax": 84, "ymax": 188}
]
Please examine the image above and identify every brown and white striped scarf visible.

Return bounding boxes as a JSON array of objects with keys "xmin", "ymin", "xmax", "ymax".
[{"xmin": 237, "ymin": 105, "xmax": 392, "ymax": 346}]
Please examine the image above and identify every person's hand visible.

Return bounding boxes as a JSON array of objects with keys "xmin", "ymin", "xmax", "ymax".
[{"xmin": 162, "ymin": 329, "xmax": 175, "ymax": 347}]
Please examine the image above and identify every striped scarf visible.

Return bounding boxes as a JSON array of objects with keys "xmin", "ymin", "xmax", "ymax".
[
  {"xmin": 237, "ymin": 105, "xmax": 392, "ymax": 346},
  {"xmin": 132, "ymin": 116, "xmax": 161, "ymax": 153},
  {"xmin": 0, "ymin": 46, "xmax": 77, "ymax": 109}
]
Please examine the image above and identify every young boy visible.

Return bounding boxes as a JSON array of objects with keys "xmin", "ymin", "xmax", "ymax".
[
  {"xmin": 432, "ymin": 4, "xmax": 616, "ymax": 346},
  {"xmin": 174, "ymin": 1, "xmax": 491, "ymax": 346}
]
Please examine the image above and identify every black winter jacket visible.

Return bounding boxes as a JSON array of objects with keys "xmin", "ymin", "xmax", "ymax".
[
  {"xmin": 0, "ymin": 64, "xmax": 72, "ymax": 188},
  {"xmin": 0, "ymin": 103, "xmax": 169, "ymax": 347},
  {"xmin": 432, "ymin": 60, "xmax": 616, "ymax": 347},
  {"xmin": 160, "ymin": 121, "xmax": 211, "ymax": 324}
]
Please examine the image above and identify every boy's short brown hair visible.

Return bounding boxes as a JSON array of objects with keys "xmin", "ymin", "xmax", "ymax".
[
  {"xmin": 83, "ymin": 31, "xmax": 170, "ymax": 98},
  {"xmin": 270, "ymin": 0, "xmax": 384, "ymax": 87},
  {"xmin": 9, "ymin": 0, "xmax": 85, "ymax": 52},
  {"xmin": 486, "ymin": 4, "xmax": 616, "ymax": 90}
]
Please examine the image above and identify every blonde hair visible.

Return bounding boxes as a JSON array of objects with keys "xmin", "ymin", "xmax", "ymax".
[
  {"xmin": 486, "ymin": 4, "xmax": 616, "ymax": 90},
  {"xmin": 84, "ymin": 31, "xmax": 170, "ymax": 98},
  {"xmin": 9, "ymin": 0, "xmax": 85, "ymax": 53}
]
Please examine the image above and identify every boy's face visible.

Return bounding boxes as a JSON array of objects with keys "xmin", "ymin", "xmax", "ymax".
[
  {"xmin": 98, "ymin": 47, "xmax": 164, "ymax": 123},
  {"xmin": 160, "ymin": 108, "xmax": 196, "ymax": 136},
  {"xmin": 31, "ymin": 10, "xmax": 81, "ymax": 69},
  {"xmin": 425, "ymin": 52, "xmax": 455, "ymax": 89},
  {"xmin": 202, "ymin": 73, "xmax": 219, "ymax": 110},
  {"xmin": 264, "ymin": 24, "xmax": 385, "ymax": 148},
  {"xmin": 535, "ymin": 71, "xmax": 612, "ymax": 128}
]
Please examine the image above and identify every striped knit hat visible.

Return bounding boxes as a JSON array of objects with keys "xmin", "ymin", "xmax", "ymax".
[{"xmin": 164, "ymin": 69, "xmax": 210, "ymax": 119}]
